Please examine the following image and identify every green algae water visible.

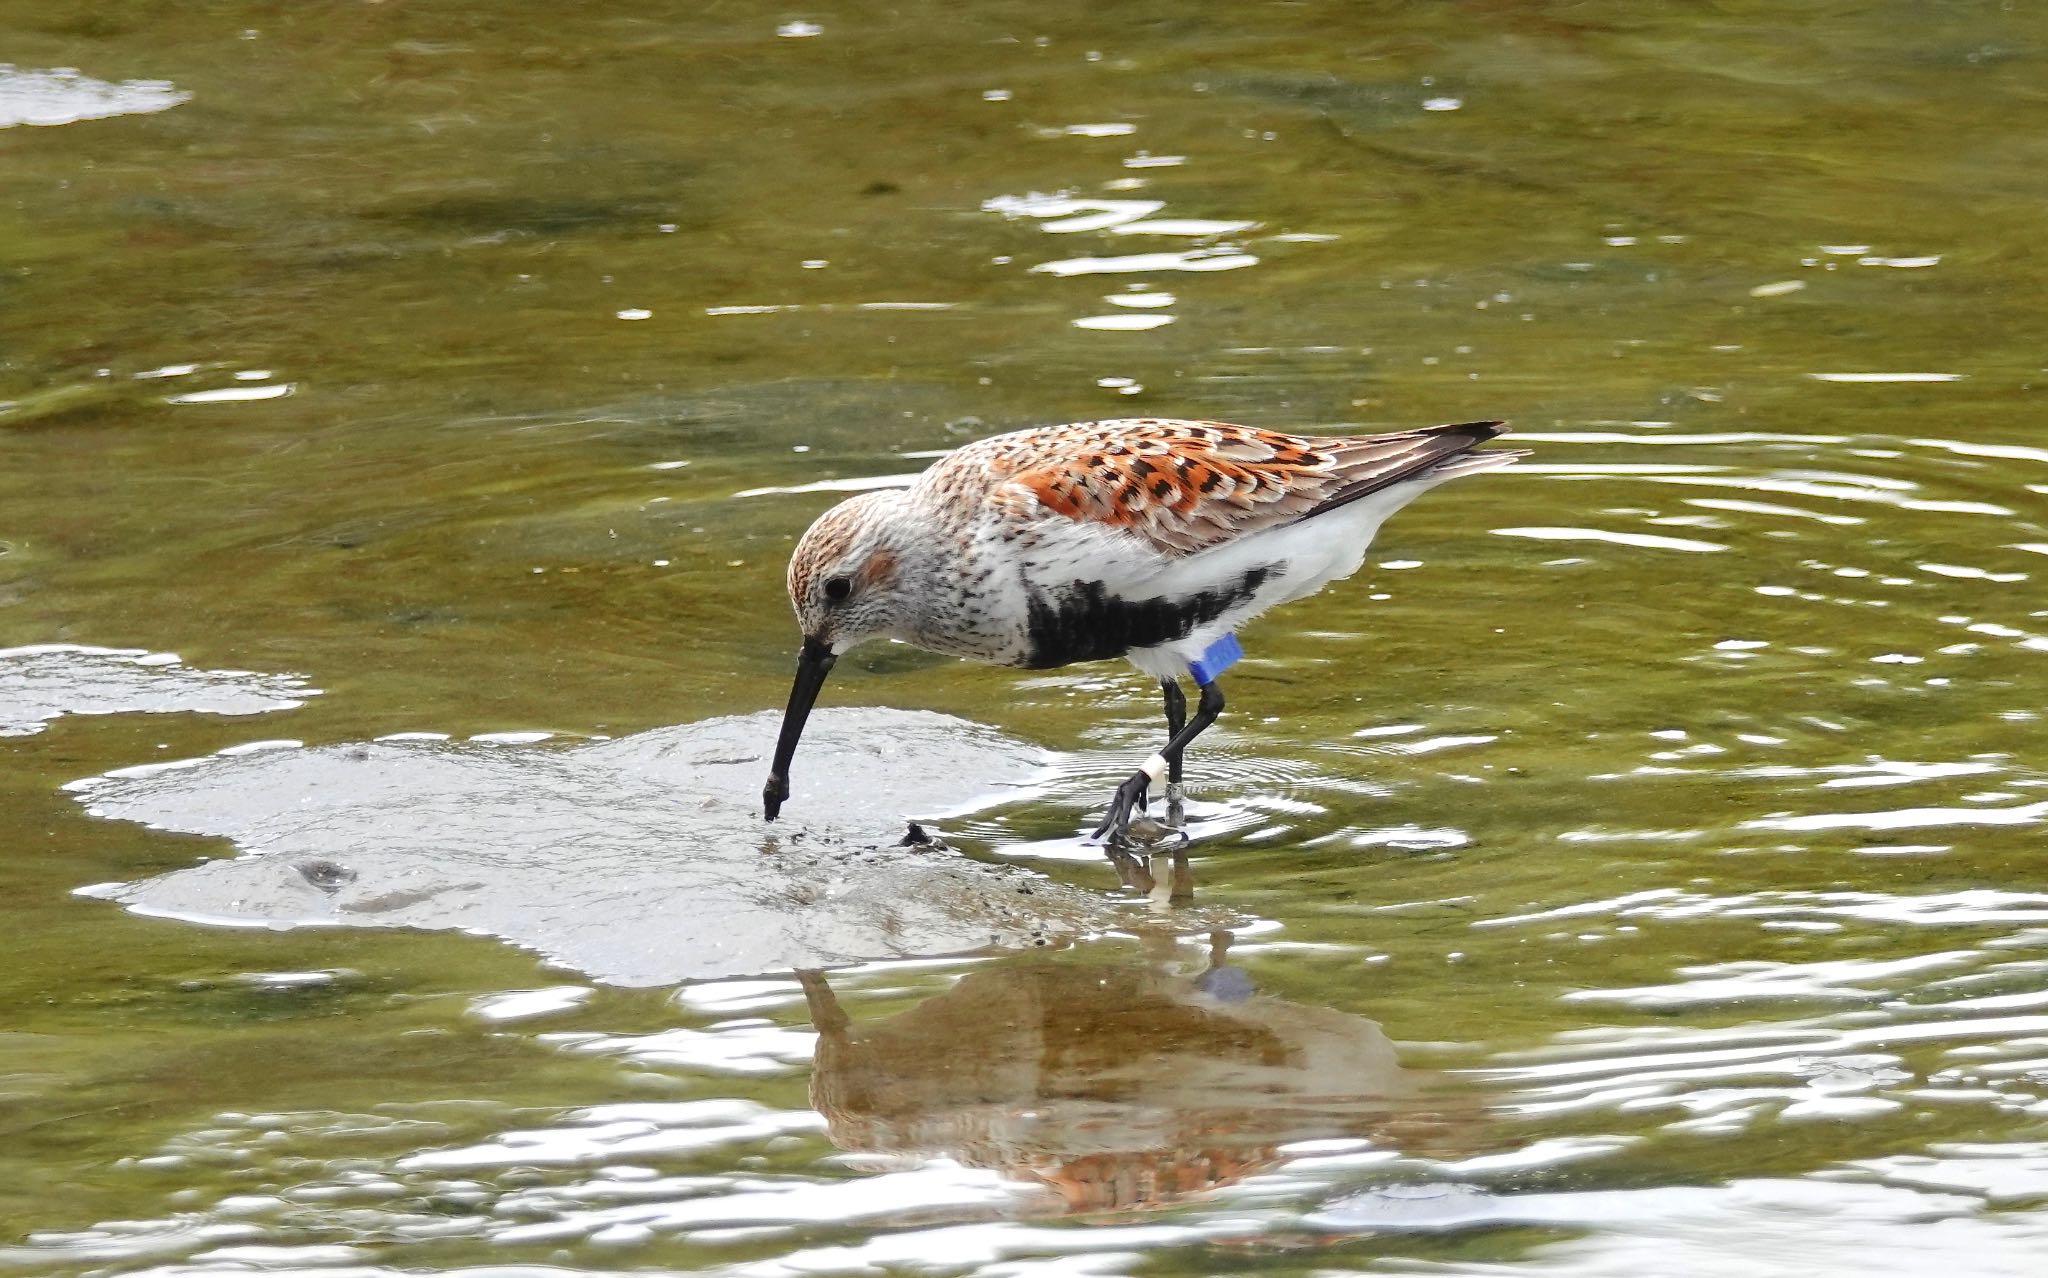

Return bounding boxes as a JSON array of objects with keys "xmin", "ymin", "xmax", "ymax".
[{"xmin": 5, "ymin": 1, "xmax": 2048, "ymax": 1272}]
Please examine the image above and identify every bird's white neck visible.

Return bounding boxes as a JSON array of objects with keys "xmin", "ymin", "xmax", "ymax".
[{"xmin": 863, "ymin": 492, "xmax": 1025, "ymax": 664}]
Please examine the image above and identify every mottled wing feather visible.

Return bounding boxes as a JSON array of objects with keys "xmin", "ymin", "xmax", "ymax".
[{"xmin": 971, "ymin": 418, "xmax": 1506, "ymax": 556}]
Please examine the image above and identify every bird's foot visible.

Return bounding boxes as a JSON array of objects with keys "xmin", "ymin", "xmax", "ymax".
[
  {"xmin": 1117, "ymin": 782, "xmax": 1187, "ymax": 846},
  {"xmin": 1093, "ymin": 770, "xmax": 1152, "ymax": 844},
  {"xmin": 1118, "ymin": 814, "xmax": 1189, "ymax": 855}
]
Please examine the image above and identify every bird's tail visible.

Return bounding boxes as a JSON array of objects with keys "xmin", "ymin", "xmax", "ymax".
[
  {"xmin": 1423, "ymin": 445, "xmax": 1530, "ymax": 481},
  {"xmin": 1400, "ymin": 421, "xmax": 1528, "ymax": 487}
]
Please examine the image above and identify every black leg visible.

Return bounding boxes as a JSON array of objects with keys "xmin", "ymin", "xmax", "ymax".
[
  {"xmin": 1095, "ymin": 678, "xmax": 1226, "ymax": 842},
  {"xmin": 1159, "ymin": 678, "xmax": 1187, "ymax": 783}
]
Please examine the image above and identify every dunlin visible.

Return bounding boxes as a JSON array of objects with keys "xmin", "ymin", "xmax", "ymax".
[{"xmin": 764, "ymin": 417, "xmax": 1523, "ymax": 845}]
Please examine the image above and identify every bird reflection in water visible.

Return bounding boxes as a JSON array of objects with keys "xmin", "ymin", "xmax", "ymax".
[{"xmin": 799, "ymin": 932, "xmax": 1484, "ymax": 1212}]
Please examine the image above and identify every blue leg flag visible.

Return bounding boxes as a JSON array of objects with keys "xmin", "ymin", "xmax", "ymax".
[{"xmin": 1188, "ymin": 633, "xmax": 1242, "ymax": 686}]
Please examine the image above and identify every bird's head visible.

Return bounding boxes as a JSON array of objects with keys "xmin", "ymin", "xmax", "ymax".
[
  {"xmin": 763, "ymin": 490, "xmax": 914, "ymax": 821},
  {"xmin": 783, "ymin": 490, "xmax": 914, "ymax": 657}
]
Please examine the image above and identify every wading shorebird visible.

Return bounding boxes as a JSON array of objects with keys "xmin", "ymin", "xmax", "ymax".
[{"xmin": 764, "ymin": 417, "xmax": 1524, "ymax": 848}]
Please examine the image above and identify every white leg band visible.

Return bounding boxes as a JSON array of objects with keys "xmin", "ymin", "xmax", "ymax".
[{"xmin": 1139, "ymin": 753, "xmax": 1170, "ymax": 782}]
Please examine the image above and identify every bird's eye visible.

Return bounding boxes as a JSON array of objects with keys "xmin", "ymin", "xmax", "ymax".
[{"xmin": 823, "ymin": 575, "xmax": 852, "ymax": 604}]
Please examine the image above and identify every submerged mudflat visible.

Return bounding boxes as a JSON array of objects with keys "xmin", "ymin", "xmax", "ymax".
[{"xmin": 72, "ymin": 706, "xmax": 1178, "ymax": 983}]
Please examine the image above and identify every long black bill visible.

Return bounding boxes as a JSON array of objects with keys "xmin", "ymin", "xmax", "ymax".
[{"xmin": 763, "ymin": 635, "xmax": 837, "ymax": 821}]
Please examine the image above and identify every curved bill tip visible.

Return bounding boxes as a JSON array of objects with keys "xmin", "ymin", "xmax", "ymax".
[{"xmin": 763, "ymin": 635, "xmax": 835, "ymax": 821}]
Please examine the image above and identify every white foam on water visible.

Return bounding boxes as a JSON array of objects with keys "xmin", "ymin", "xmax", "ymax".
[
  {"xmin": 0, "ymin": 645, "xmax": 316, "ymax": 738},
  {"xmin": 0, "ymin": 64, "xmax": 190, "ymax": 127}
]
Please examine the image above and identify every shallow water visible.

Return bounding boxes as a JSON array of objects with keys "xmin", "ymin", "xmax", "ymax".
[{"xmin": 4, "ymin": 0, "xmax": 2048, "ymax": 1272}]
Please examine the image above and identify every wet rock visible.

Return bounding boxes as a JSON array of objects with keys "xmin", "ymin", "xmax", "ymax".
[{"xmin": 292, "ymin": 859, "xmax": 357, "ymax": 893}]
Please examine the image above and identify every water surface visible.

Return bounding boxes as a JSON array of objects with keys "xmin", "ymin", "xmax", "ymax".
[{"xmin": 3, "ymin": 1, "xmax": 2047, "ymax": 1273}]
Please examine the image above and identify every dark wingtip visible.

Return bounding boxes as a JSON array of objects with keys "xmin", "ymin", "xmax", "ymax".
[
  {"xmin": 1423, "ymin": 419, "xmax": 1509, "ymax": 442},
  {"xmin": 1306, "ymin": 420, "xmax": 1517, "ymax": 518}
]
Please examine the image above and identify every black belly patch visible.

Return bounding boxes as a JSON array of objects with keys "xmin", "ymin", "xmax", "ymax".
[{"xmin": 1023, "ymin": 566, "xmax": 1277, "ymax": 669}]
